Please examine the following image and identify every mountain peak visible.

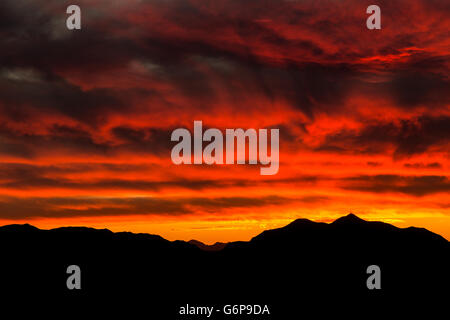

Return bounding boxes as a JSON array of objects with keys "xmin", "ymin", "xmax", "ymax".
[
  {"xmin": 332, "ymin": 213, "xmax": 366, "ymax": 225},
  {"xmin": 286, "ymin": 218, "xmax": 317, "ymax": 227}
]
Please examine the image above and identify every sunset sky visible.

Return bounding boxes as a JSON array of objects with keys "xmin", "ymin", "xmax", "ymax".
[{"xmin": 0, "ymin": 0, "xmax": 449, "ymax": 244}]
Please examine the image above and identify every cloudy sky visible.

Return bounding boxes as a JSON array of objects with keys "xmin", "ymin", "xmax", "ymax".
[{"xmin": 0, "ymin": 0, "xmax": 449, "ymax": 243}]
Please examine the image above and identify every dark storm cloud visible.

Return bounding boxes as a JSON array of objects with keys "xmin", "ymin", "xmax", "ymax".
[
  {"xmin": 1, "ymin": 0, "xmax": 448, "ymax": 126},
  {"xmin": 110, "ymin": 126, "xmax": 175, "ymax": 155},
  {"xmin": 0, "ymin": 161, "xmax": 323, "ymax": 191},
  {"xmin": 318, "ymin": 116, "xmax": 450, "ymax": 158},
  {"xmin": 243, "ymin": 62, "xmax": 356, "ymax": 117},
  {"xmin": 134, "ymin": 34, "xmax": 357, "ymax": 117},
  {"xmin": 341, "ymin": 174, "xmax": 450, "ymax": 196},
  {"xmin": 0, "ymin": 196, "xmax": 193, "ymax": 219},
  {"xmin": 0, "ymin": 123, "xmax": 178, "ymax": 159},
  {"xmin": 0, "ymin": 194, "xmax": 299, "ymax": 219},
  {"xmin": 0, "ymin": 0, "xmax": 141, "ymax": 73},
  {"xmin": 0, "ymin": 161, "xmax": 235, "ymax": 191},
  {"xmin": 0, "ymin": 175, "xmax": 226, "ymax": 192},
  {"xmin": 388, "ymin": 71, "xmax": 450, "ymax": 108},
  {"xmin": 404, "ymin": 162, "xmax": 442, "ymax": 169},
  {"xmin": 0, "ymin": 72, "xmax": 159, "ymax": 124},
  {"xmin": 0, "ymin": 162, "xmax": 155, "ymax": 176},
  {"xmin": 0, "ymin": 124, "xmax": 109, "ymax": 158}
]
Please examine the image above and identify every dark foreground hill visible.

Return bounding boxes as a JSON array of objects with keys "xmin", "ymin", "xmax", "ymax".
[{"xmin": 0, "ymin": 214, "xmax": 448, "ymax": 317}]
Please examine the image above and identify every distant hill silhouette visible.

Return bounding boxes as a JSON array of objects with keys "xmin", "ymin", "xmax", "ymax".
[
  {"xmin": 0, "ymin": 214, "xmax": 448, "ymax": 317},
  {"xmin": 188, "ymin": 240, "xmax": 227, "ymax": 251}
]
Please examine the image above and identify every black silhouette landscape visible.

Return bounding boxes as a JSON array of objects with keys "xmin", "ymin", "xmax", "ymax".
[{"xmin": 1, "ymin": 214, "xmax": 448, "ymax": 317}]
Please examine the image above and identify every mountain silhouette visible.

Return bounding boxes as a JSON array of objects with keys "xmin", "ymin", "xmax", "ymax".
[
  {"xmin": 188, "ymin": 239, "xmax": 227, "ymax": 251},
  {"xmin": 0, "ymin": 214, "xmax": 448, "ymax": 317}
]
